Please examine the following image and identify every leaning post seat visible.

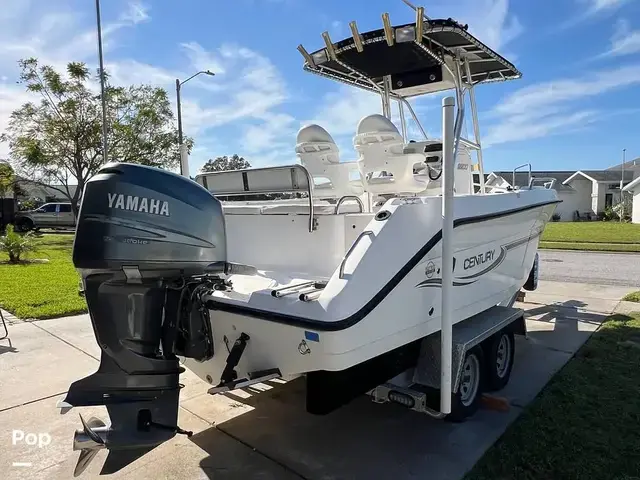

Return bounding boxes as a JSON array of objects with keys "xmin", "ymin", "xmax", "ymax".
[
  {"xmin": 354, "ymin": 114, "xmax": 428, "ymax": 195},
  {"xmin": 295, "ymin": 124, "xmax": 364, "ymax": 199}
]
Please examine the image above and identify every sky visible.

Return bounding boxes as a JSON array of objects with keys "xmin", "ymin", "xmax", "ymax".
[{"xmin": 1, "ymin": 0, "xmax": 639, "ymax": 174}]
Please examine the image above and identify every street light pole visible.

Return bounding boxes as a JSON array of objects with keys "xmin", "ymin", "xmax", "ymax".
[
  {"xmin": 620, "ymin": 148, "xmax": 626, "ymax": 222},
  {"xmin": 175, "ymin": 70, "xmax": 215, "ymax": 177},
  {"xmin": 176, "ymin": 79, "xmax": 183, "ymax": 145},
  {"xmin": 95, "ymin": 0, "xmax": 108, "ymax": 164}
]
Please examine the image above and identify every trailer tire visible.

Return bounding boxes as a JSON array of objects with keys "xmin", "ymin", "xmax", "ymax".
[
  {"xmin": 483, "ymin": 329, "xmax": 515, "ymax": 392},
  {"xmin": 446, "ymin": 345, "xmax": 484, "ymax": 423}
]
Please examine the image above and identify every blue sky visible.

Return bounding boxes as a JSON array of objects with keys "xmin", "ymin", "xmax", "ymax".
[{"xmin": 1, "ymin": 0, "xmax": 639, "ymax": 174}]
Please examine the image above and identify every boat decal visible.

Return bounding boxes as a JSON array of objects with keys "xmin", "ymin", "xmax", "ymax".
[
  {"xmin": 415, "ymin": 227, "xmax": 544, "ymax": 289},
  {"xmin": 415, "ymin": 278, "xmax": 476, "ymax": 288}
]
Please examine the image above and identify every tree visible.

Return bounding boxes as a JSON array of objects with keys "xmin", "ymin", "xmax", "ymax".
[
  {"xmin": 0, "ymin": 58, "xmax": 192, "ymax": 217},
  {"xmin": 0, "ymin": 163, "xmax": 15, "ymax": 200},
  {"xmin": 201, "ymin": 154, "xmax": 251, "ymax": 172}
]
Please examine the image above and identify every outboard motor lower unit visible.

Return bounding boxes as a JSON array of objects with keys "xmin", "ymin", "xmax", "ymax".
[{"xmin": 63, "ymin": 162, "xmax": 228, "ymax": 476}]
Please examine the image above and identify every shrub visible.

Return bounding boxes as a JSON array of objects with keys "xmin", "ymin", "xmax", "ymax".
[
  {"xmin": 551, "ymin": 213, "xmax": 561, "ymax": 222},
  {"xmin": 601, "ymin": 207, "xmax": 618, "ymax": 222},
  {"xmin": 0, "ymin": 224, "xmax": 37, "ymax": 263}
]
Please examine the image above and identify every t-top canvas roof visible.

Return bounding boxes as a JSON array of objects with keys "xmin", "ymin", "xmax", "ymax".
[{"xmin": 300, "ymin": 17, "xmax": 521, "ymax": 97}]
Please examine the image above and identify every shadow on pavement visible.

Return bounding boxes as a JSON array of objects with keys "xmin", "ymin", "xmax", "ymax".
[
  {"xmin": 187, "ymin": 300, "xmax": 619, "ymax": 480},
  {"xmin": 0, "ymin": 338, "xmax": 17, "ymax": 355},
  {"xmin": 190, "ymin": 378, "xmax": 471, "ymax": 480}
]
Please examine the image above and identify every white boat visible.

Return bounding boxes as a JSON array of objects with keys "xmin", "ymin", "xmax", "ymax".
[
  {"xmin": 63, "ymin": 2, "xmax": 560, "ymax": 475},
  {"xmin": 184, "ymin": 7, "xmax": 560, "ymax": 409}
]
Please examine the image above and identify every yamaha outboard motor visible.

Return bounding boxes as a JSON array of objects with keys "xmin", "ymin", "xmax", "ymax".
[{"xmin": 62, "ymin": 162, "xmax": 229, "ymax": 476}]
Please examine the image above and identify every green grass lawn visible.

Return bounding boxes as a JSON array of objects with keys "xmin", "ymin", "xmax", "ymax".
[
  {"xmin": 0, "ymin": 233, "xmax": 87, "ymax": 319},
  {"xmin": 540, "ymin": 222, "xmax": 640, "ymax": 252},
  {"xmin": 467, "ymin": 312, "xmax": 640, "ymax": 480},
  {"xmin": 622, "ymin": 291, "xmax": 640, "ymax": 303}
]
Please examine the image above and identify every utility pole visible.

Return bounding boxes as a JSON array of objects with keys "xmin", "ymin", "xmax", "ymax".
[
  {"xmin": 95, "ymin": 0, "xmax": 108, "ymax": 164},
  {"xmin": 620, "ymin": 148, "xmax": 626, "ymax": 222}
]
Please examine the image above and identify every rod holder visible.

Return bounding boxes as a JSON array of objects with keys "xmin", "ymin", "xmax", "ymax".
[
  {"xmin": 321, "ymin": 31, "xmax": 337, "ymax": 60},
  {"xmin": 416, "ymin": 7, "xmax": 424, "ymax": 42},
  {"xmin": 382, "ymin": 13, "xmax": 394, "ymax": 46},
  {"xmin": 349, "ymin": 21, "xmax": 364, "ymax": 52},
  {"xmin": 297, "ymin": 44, "xmax": 315, "ymax": 67}
]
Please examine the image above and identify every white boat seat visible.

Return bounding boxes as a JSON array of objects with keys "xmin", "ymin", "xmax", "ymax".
[
  {"xmin": 354, "ymin": 114, "xmax": 428, "ymax": 195},
  {"xmin": 296, "ymin": 124, "xmax": 364, "ymax": 199}
]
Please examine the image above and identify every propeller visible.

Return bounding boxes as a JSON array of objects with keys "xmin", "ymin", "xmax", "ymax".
[{"xmin": 73, "ymin": 415, "xmax": 107, "ymax": 477}]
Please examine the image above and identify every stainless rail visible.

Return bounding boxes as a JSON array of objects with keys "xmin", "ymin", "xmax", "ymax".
[
  {"xmin": 334, "ymin": 195, "xmax": 365, "ymax": 214},
  {"xmin": 338, "ymin": 230, "xmax": 374, "ymax": 279},
  {"xmin": 528, "ymin": 177, "xmax": 557, "ymax": 189},
  {"xmin": 512, "ymin": 163, "xmax": 532, "ymax": 189},
  {"xmin": 271, "ymin": 281, "xmax": 316, "ymax": 298}
]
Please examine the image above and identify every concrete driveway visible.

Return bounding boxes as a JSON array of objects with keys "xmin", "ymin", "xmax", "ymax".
[
  {"xmin": 539, "ymin": 250, "xmax": 640, "ymax": 287},
  {"xmin": 0, "ymin": 281, "xmax": 637, "ymax": 480}
]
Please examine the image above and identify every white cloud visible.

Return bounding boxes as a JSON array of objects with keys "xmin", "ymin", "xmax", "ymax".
[
  {"xmin": 469, "ymin": 0, "xmax": 523, "ymax": 52},
  {"xmin": 119, "ymin": 2, "xmax": 150, "ymax": 25},
  {"xmin": 494, "ymin": 64, "xmax": 640, "ymax": 116},
  {"xmin": 484, "ymin": 64, "xmax": 640, "ymax": 145},
  {"xmin": 604, "ymin": 18, "xmax": 640, "ymax": 56},
  {"xmin": 307, "ymin": 87, "xmax": 382, "ymax": 138},
  {"xmin": 560, "ymin": 0, "xmax": 634, "ymax": 29},
  {"xmin": 581, "ymin": 0, "xmax": 631, "ymax": 13},
  {"xmin": 428, "ymin": 0, "xmax": 523, "ymax": 52},
  {"xmin": 181, "ymin": 42, "xmax": 226, "ymax": 75}
]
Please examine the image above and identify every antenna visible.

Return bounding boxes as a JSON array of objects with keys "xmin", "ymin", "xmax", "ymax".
[
  {"xmin": 400, "ymin": 0, "xmax": 432, "ymax": 21},
  {"xmin": 95, "ymin": 0, "xmax": 108, "ymax": 164}
]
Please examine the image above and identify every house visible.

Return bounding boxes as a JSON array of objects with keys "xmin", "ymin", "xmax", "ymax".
[
  {"xmin": 622, "ymin": 176, "xmax": 640, "ymax": 224},
  {"xmin": 487, "ymin": 158, "xmax": 639, "ymax": 221},
  {"xmin": 16, "ymin": 179, "xmax": 78, "ymax": 203}
]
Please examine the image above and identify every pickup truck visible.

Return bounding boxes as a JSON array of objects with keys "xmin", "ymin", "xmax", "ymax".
[{"xmin": 15, "ymin": 202, "xmax": 76, "ymax": 231}]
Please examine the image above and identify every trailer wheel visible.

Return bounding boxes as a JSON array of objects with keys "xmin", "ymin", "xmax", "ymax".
[
  {"xmin": 446, "ymin": 345, "xmax": 484, "ymax": 423},
  {"xmin": 483, "ymin": 329, "xmax": 515, "ymax": 392}
]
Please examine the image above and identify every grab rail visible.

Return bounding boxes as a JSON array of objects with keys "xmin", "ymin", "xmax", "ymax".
[
  {"xmin": 334, "ymin": 195, "xmax": 365, "ymax": 214},
  {"xmin": 339, "ymin": 230, "xmax": 374, "ymax": 279},
  {"xmin": 528, "ymin": 177, "xmax": 557, "ymax": 189},
  {"xmin": 512, "ymin": 163, "xmax": 532, "ymax": 189}
]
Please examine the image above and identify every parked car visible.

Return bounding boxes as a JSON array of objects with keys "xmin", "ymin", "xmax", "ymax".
[{"xmin": 14, "ymin": 202, "xmax": 76, "ymax": 231}]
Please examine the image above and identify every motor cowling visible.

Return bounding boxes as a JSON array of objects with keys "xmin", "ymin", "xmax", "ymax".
[{"xmin": 64, "ymin": 162, "xmax": 228, "ymax": 476}]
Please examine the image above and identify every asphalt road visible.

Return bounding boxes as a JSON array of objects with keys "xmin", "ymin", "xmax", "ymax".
[{"xmin": 539, "ymin": 250, "xmax": 640, "ymax": 287}]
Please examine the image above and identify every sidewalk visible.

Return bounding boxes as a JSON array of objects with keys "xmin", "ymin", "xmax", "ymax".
[{"xmin": 0, "ymin": 281, "xmax": 637, "ymax": 480}]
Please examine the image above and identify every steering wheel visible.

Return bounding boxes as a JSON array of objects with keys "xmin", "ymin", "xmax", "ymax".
[{"xmin": 427, "ymin": 164, "xmax": 443, "ymax": 181}]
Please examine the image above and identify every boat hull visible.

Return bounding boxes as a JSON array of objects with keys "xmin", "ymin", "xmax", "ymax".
[{"xmin": 185, "ymin": 190, "xmax": 559, "ymax": 387}]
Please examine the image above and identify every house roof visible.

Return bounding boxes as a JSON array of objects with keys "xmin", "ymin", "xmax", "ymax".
[
  {"xmin": 563, "ymin": 170, "xmax": 635, "ymax": 184},
  {"xmin": 15, "ymin": 177, "xmax": 78, "ymax": 200},
  {"xmin": 491, "ymin": 171, "xmax": 576, "ymax": 191},
  {"xmin": 606, "ymin": 157, "xmax": 640, "ymax": 171},
  {"xmin": 622, "ymin": 176, "xmax": 640, "ymax": 193}
]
